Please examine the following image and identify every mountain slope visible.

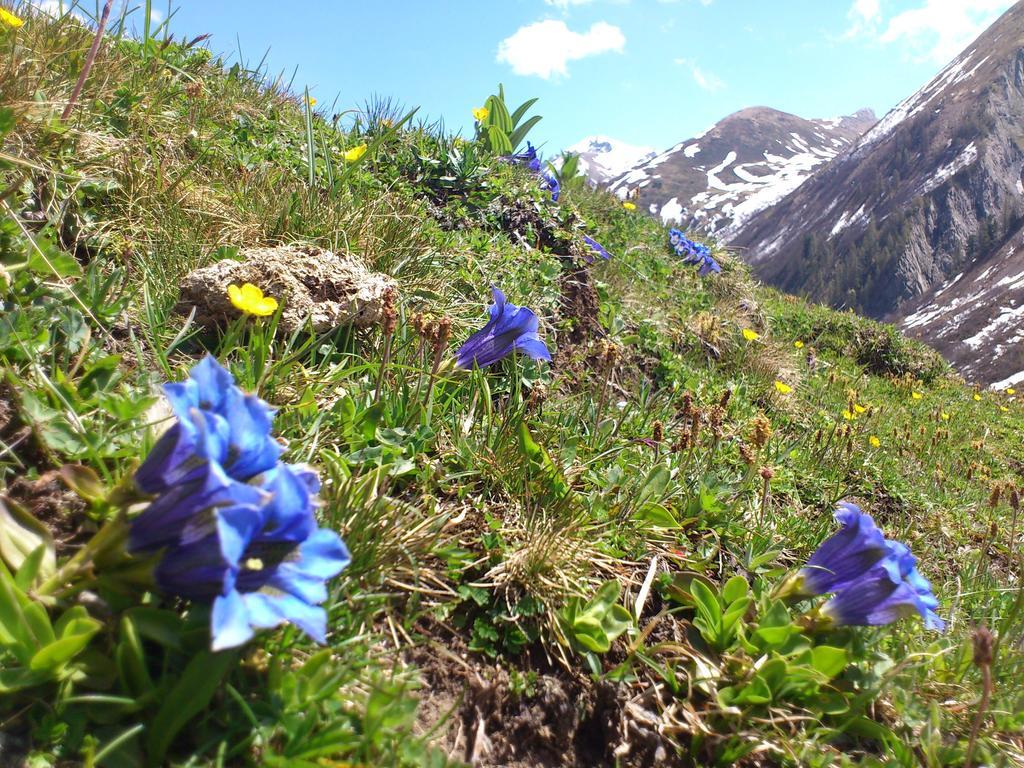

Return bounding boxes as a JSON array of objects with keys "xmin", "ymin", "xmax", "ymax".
[
  {"xmin": 606, "ymin": 107, "xmax": 875, "ymax": 237},
  {"xmin": 730, "ymin": 3, "xmax": 1024, "ymax": 385},
  {"xmin": 562, "ymin": 135, "xmax": 655, "ymax": 186}
]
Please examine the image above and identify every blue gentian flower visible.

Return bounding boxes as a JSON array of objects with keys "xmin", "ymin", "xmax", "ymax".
[
  {"xmin": 697, "ymin": 255, "xmax": 722, "ymax": 276},
  {"xmin": 135, "ymin": 356, "xmax": 282, "ymax": 494},
  {"xmin": 821, "ymin": 542, "xmax": 945, "ymax": 631},
  {"xmin": 797, "ymin": 502, "xmax": 890, "ymax": 596},
  {"xmin": 506, "ymin": 142, "xmax": 542, "ymax": 173},
  {"xmin": 455, "ymin": 286, "xmax": 552, "ymax": 370},
  {"xmin": 211, "ymin": 526, "xmax": 351, "ymax": 650},
  {"xmin": 541, "ymin": 170, "xmax": 560, "ymax": 202},
  {"xmin": 132, "ymin": 357, "xmax": 352, "ymax": 651},
  {"xmin": 668, "ymin": 228, "xmax": 684, "ymax": 246},
  {"xmin": 583, "ymin": 236, "xmax": 611, "ymax": 262}
]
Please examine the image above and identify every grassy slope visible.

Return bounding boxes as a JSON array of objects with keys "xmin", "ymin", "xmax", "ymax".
[{"xmin": 1, "ymin": 8, "xmax": 1023, "ymax": 767}]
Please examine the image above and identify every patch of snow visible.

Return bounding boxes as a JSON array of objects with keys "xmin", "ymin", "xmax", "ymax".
[
  {"xmin": 919, "ymin": 142, "xmax": 977, "ymax": 194},
  {"xmin": 660, "ymin": 197, "xmax": 683, "ymax": 224},
  {"xmin": 1016, "ymin": 178, "xmax": 1023, "ymax": 195},
  {"xmin": 964, "ymin": 304, "xmax": 1024, "ymax": 350},
  {"xmin": 683, "ymin": 144, "xmax": 701, "ymax": 158}
]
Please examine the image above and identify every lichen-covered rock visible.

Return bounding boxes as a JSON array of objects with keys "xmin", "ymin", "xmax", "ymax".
[{"xmin": 176, "ymin": 244, "xmax": 396, "ymax": 333}]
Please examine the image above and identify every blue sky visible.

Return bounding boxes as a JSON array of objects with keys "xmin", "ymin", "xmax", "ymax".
[{"xmin": 158, "ymin": 0, "xmax": 1014, "ymax": 154}]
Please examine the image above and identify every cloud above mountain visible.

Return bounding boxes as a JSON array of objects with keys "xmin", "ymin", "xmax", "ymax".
[{"xmin": 497, "ymin": 20, "xmax": 625, "ymax": 79}]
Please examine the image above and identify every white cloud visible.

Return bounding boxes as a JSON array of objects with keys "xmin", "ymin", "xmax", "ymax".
[
  {"xmin": 674, "ymin": 57, "xmax": 725, "ymax": 92},
  {"xmin": 881, "ymin": 0, "xmax": 1010, "ymax": 63},
  {"xmin": 847, "ymin": 0, "xmax": 1012, "ymax": 63},
  {"xmin": 497, "ymin": 20, "xmax": 625, "ymax": 79}
]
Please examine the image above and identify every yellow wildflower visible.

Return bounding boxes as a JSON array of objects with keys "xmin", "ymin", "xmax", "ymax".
[
  {"xmin": 911, "ymin": 392, "xmax": 923, "ymax": 400},
  {"xmin": 973, "ymin": 393, "xmax": 982, "ymax": 401},
  {"xmin": 472, "ymin": 106, "xmax": 489, "ymax": 122},
  {"xmin": 869, "ymin": 435, "xmax": 881, "ymax": 448},
  {"xmin": 842, "ymin": 410, "xmax": 855, "ymax": 421},
  {"xmin": 228, "ymin": 283, "xmax": 278, "ymax": 317},
  {"xmin": 853, "ymin": 403, "xmax": 867, "ymax": 414},
  {"xmin": 1001, "ymin": 405, "xmax": 1009, "ymax": 412},
  {"xmin": 774, "ymin": 381, "xmax": 792, "ymax": 395},
  {"xmin": 0, "ymin": 8, "xmax": 23, "ymax": 27},
  {"xmin": 381, "ymin": 118, "xmax": 393, "ymax": 128},
  {"xmin": 1007, "ymin": 387, "xmax": 1016, "ymax": 395},
  {"xmin": 343, "ymin": 144, "xmax": 367, "ymax": 162},
  {"xmin": 941, "ymin": 411, "xmax": 950, "ymax": 420},
  {"xmin": 306, "ymin": 95, "xmax": 317, "ymax": 106},
  {"xmin": 623, "ymin": 201, "xmax": 637, "ymax": 211},
  {"xmin": 794, "ymin": 340, "xmax": 804, "ymax": 349},
  {"xmin": 742, "ymin": 328, "xmax": 760, "ymax": 341}
]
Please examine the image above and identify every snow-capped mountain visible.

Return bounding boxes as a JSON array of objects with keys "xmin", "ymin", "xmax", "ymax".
[
  {"xmin": 729, "ymin": 2, "xmax": 1024, "ymax": 386},
  {"xmin": 561, "ymin": 135, "xmax": 656, "ymax": 186},
  {"xmin": 605, "ymin": 107, "xmax": 875, "ymax": 238}
]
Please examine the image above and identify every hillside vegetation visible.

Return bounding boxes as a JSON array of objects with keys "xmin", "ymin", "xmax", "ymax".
[{"xmin": 1, "ymin": 7, "xmax": 1023, "ymax": 767}]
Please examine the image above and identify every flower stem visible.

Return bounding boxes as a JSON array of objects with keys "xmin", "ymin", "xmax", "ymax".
[{"xmin": 36, "ymin": 511, "xmax": 129, "ymax": 598}]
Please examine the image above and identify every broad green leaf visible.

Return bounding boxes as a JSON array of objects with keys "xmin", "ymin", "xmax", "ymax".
[
  {"xmin": 0, "ymin": 496, "xmax": 56, "ymax": 577},
  {"xmin": 509, "ymin": 97, "xmax": 538, "ymax": 128},
  {"xmin": 509, "ymin": 115, "xmax": 542, "ymax": 152},
  {"xmin": 721, "ymin": 575, "xmax": 749, "ymax": 605},
  {"xmin": 634, "ymin": 502, "xmax": 678, "ymax": 528},
  {"xmin": 635, "ymin": 465, "xmax": 670, "ymax": 507},
  {"xmin": 810, "ymin": 645, "xmax": 849, "ymax": 679},
  {"xmin": 146, "ymin": 649, "xmax": 237, "ymax": 762},
  {"xmin": 689, "ymin": 579, "xmax": 721, "ymax": 633}
]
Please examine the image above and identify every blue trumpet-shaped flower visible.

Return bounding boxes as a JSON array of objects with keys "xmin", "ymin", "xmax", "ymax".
[
  {"xmin": 132, "ymin": 357, "xmax": 351, "ymax": 650},
  {"xmin": 506, "ymin": 142, "xmax": 542, "ymax": 173},
  {"xmin": 797, "ymin": 502, "xmax": 890, "ymax": 596},
  {"xmin": 583, "ymin": 236, "xmax": 611, "ymax": 262},
  {"xmin": 455, "ymin": 286, "xmax": 552, "ymax": 370},
  {"xmin": 821, "ymin": 542, "xmax": 945, "ymax": 631},
  {"xmin": 697, "ymin": 255, "xmax": 722, "ymax": 276},
  {"xmin": 135, "ymin": 356, "xmax": 282, "ymax": 494},
  {"xmin": 541, "ymin": 170, "xmax": 560, "ymax": 202}
]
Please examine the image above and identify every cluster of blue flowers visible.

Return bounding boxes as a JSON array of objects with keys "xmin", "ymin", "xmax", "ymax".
[
  {"xmin": 131, "ymin": 357, "xmax": 351, "ymax": 651},
  {"xmin": 455, "ymin": 286, "xmax": 552, "ymax": 369},
  {"xmin": 669, "ymin": 228, "xmax": 720, "ymax": 276},
  {"xmin": 797, "ymin": 503, "xmax": 944, "ymax": 631},
  {"xmin": 507, "ymin": 142, "xmax": 560, "ymax": 202}
]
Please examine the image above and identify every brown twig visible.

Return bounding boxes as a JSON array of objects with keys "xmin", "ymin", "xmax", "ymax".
[
  {"xmin": 965, "ymin": 625, "xmax": 995, "ymax": 768},
  {"xmin": 61, "ymin": 0, "xmax": 114, "ymax": 122}
]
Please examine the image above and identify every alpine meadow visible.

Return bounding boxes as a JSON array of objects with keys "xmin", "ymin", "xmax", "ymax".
[{"xmin": 2, "ymin": 3, "xmax": 1024, "ymax": 767}]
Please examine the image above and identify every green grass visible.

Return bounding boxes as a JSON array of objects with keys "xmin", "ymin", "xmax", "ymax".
[{"xmin": 2, "ymin": 5, "xmax": 1023, "ymax": 767}]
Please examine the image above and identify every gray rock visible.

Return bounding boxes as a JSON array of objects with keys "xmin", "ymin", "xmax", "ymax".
[{"xmin": 176, "ymin": 244, "xmax": 396, "ymax": 333}]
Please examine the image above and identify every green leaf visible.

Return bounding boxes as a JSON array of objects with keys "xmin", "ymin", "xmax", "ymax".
[
  {"xmin": 0, "ymin": 666, "xmax": 50, "ymax": 693},
  {"xmin": 509, "ymin": 114, "xmax": 542, "ymax": 152},
  {"xmin": 487, "ymin": 124, "xmax": 513, "ymax": 155},
  {"xmin": 635, "ymin": 464, "xmax": 671, "ymax": 507},
  {"xmin": 0, "ymin": 496, "xmax": 56, "ymax": 578},
  {"xmin": 509, "ymin": 97, "xmax": 538, "ymax": 128},
  {"xmin": 29, "ymin": 628, "xmax": 98, "ymax": 672},
  {"xmin": 721, "ymin": 575, "xmax": 749, "ymax": 605},
  {"xmin": 14, "ymin": 545, "xmax": 47, "ymax": 591},
  {"xmin": 634, "ymin": 502, "xmax": 678, "ymax": 528},
  {"xmin": 59, "ymin": 464, "xmax": 108, "ymax": 504},
  {"xmin": 146, "ymin": 649, "xmax": 237, "ymax": 762},
  {"xmin": 689, "ymin": 579, "xmax": 721, "ymax": 633},
  {"xmin": 810, "ymin": 645, "xmax": 849, "ymax": 679}
]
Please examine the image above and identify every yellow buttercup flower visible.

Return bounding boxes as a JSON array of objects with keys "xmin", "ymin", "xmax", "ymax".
[
  {"xmin": 228, "ymin": 283, "xmax": 278, "ymax": 317},
  {"xmin": 911, "ymin": 392, "xmax": 923, "ymax": 400},
  {"xmin": 622, "ymin": 201, "xmax": 637, "ymax": 211},
  {"xmin": 1001, "ymin": 405, "xmax": 1009, "ymax": 412},
  {"xmin": 343, "ymin": 144, "xmax": 367, "ymax": 162},
  {"xmin": 973, "ymin": 393, "xmax": 982, "ymax": 401},
  {"xmin": 1006, "ymin": 387, "xmax": 1016, "ymax": 395},
  {"xmin": 0, "ymin": 8, "xmax": 24, "ymax": 27},
  {"xmin": 742, "ymin": 328, "xmax": 760, "ymax": 341},
  {"xmin": 794, "ymin": 340, "xmax": 804, "ymax": 349},
  {"xmin": 940, "ymin": 411, "xmax": 950, "ymax": 420},
  {"xmin": 853, "ymin": 403, "xmax": 867, "ymax": 414},
  {"xmin": 774, "ymin": 381, "xmax": 792, "ymax": 395},
  {"xmin": 472, "ymin": 106, "xmax": 489, "ymax": 122},
  {"xmin": 869, "ymin": 435, "xmax": 880, "ymax": 448},
  {"xmin": 306, "ymin": 95, "xmax": 317, "ymax": 106},
  {"xmin": 842, "ymin": 410, "xmax": 855, "ymax": 421}
]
